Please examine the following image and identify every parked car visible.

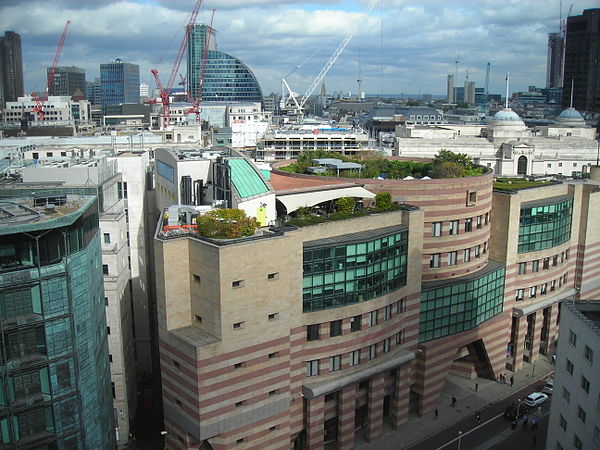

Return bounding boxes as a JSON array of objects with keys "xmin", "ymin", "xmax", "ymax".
[
  {"xmin": 523, "ymin": 392, "xmax": 548, "ymax": 407},
  {"xmin": 542, "ymin": 378, "xmax": 554, "ymax": 395},
  {"xmin": 504, "ymin": 401, "xmax": 530, "ymax": 420}
]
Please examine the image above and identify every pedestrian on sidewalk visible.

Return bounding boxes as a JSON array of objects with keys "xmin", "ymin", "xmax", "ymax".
[
  {"xmin": 475, "ymin": 383, "xmax": 479, "ymax": 392},
  {"xmin": 475, "ymin": 412, "xmax": 481, "ymax": 423},
  {"xmin": 510, "ymin": 375, "xmax": 514, "ymax": 387},
  {"xmin": 451, "ymin": 396, "xmax": 457, "ymax": 407},
  {"xmin": 551, "ymin": 354, "xmax": 556, "ymax": 364},
  {"xmin": 434, "ymin": 408, "xmax": 438, "ymax": 419}
]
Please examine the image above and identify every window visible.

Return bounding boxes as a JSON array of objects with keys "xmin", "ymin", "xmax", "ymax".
[
  {"xmin": 467, "ymin": 191, "xmax": 477, "ymax": 205},
  {"xmin": 543, "ymin": 258, "xmax": 550, "ymax": 269},
  {"xmin": 430, "ymin": 254, "xmax": 441, "ymax": 268},
  {"xmin": 432, "ymin": 222, "xmax": 442, "ymax": 237},
  {"xmin": 559, "ymin": 415, "xmax": 567, "ymax": 430},
  {"xmin": 540, "ymin": 283, "xmax": 547, "ymax": 295},
  {"xmin": 574, "ymin": 435, "xmax": 582, "ymax": 450},
  {"xmin": 463, "ymin": 248, "xmax": 471, "ymax": 262},
  {"xmin": 194, "ymin": 314, "xmax": 202, "ymax": 323},
  {"xmin": 382, "ymin": 338, "xmax": 391, "ymax": 353},
  {"xmin": 175, "ymin": 398, "xmax": 182, "ymax": 406},
  {"xmin": 532, "ymin": 260, "xmax": 539, "ymax": 272},
  {"xmin": 550, "ymin": 279, "xmax": 556, "ymax": 291},
  {"xmin": 569, "ymin": 330, "xmax": 577, "ymax": 347},
  {"xmin": 477, "ymin": 215, "xmax": 482, "ymax": 229},
  {"xmin": 529, "ymin": 286, "xmax": 537, "ymax": 298},
  {"xmin": 329, "ymin": 355, "xmax": 341, "ymax": 372},
  {"xmin": 384, "ymin": 305, "xmax": 392, "ymax": 320},
  {"xmin": 102, "ymin": 264, "xmax": 109, "ymax": 275},
  {"xmin": 267, "ymin": 272, "xmax": 279, "ymax": 280},
  {"xmin": 233, "ymin": 321, "xmax": 245, "ymax": 330},
  {"xmin": 449, "ymin": 220, "xmax": 459, "ymax": 235},
  {"xmin": 268, "ymin": 352, "xmax": 278, "ymax": 359},
  {"xmin": 193, "ymin": 274, "xmax": 201, "ymax": 283},
  {"xmin": 519, "ymin": 262, "xmax": 527, "ymax": 275},
  {"xmin": 464, "ymin": 218, "xmax": 473, "ymax": 232},
  {"xmin": 566, "ymin": 359, "xmax": 574, "ymax": 375},
  {"xmin": 235, "ymin": 400, "xmax": 246, "ymax": 407},
  {"xmin": 369, "ymin": 311, "xmax": 378, "ymax": 327},
  {"xmin": 330, "ymin": 320, "xmax": 342, "ymax": 337},
  {"xmin": 349, "ymin": 350, "xmax": 360, "ymax": 366},
  {"xmin": 396, "ymin": 298, "xmax": 406, "ymax": 314},
  {"xmin": 581, "ymin": 375, "xmax": 590, "ymax": 393},
  {"xmin": 103, "ymin": 233, "xmax": 110, "ymax": 244},
  {"xmin": 516, "ymin": 289, "xmax": 524, "ymax": 301},
  {"xmin": 563, "ymin": 387, "xmax": 570, "ymax": 403},
  {"xmin": 234, "ymin": 362, "xmax": 244, "ymax": 369},
  {"xmin": 368, "ymin": 344, "xmax": 376, "ymax": 360},
  {"xmin": 172, "ymin": 359, "xmax": 180, "ymax": 369},
  {"xmin": 584, "ymin": 345, "xmax": 593, "ymax": 363},
  {"xmin": 307, "ymin": 360, "xmax": 319, "ymax": 376},
  {"xmin": 237, "ymin": 438, "xmax": 245, "ymax": 444},
  {"xmin": 396, "ymin": 329, "xmax": 405, "ymax": 345},
  {"xmin": 232, "ymin": 279, "xmax": 245, "ymax": 288},
  {"xmin": 350, "ymin": 315, "xmax": 361, "ymax": 332},
  {"xmin": 475, "ymin": 245, "xmax": 481, "ymax": 258},
  {"xmin": 268, "ymin": 313, "xmax": 279, "ymax": 321},
  {"xmin": 107, "ymin": 326, "xmax": 111, "ymax": 335},
  {"xmin": 307, "ymin": 324, "xmax": 320, "ymax": 341},
  {"xmin": 577, "ymin": 405, "xmax": 586, "ymax": 423},
  {"xmin": 552, "ymin": 255, "xmax": 558, "ymax": 266},
  {"xmin": 448, "ymin": 251, "xmax": 457, "ymax": 266},
  {"xmin": 594, "ymin": 426, "xmax": 600, "ymax": 446}
]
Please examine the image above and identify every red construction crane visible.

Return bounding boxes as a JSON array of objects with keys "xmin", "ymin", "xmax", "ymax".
[
  {"xmin": 32, "ymin": 20, "xmax": 71, "ymax": 122},
  {"xmin": 151, "ymin": 0, "xmax": 203, "ymax": 128},
  {"xmin": 188, "ymin": 9, "xmax": 215, "ymax": 122}
]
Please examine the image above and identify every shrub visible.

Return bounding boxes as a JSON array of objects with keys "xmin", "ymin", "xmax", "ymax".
[
  {"xmin": 335, "ymin": 197, "xmax": 356, "ymax": 215},
  {"xmin": 196, "ymin": 209, "xmax": 259, "ymax": 239},
  {"xmin": 375, "ymin": 192, "xmax": 392, "ymax": 210}
]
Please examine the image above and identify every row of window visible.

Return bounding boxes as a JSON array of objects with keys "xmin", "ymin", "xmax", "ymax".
[
  {"xmin": 518, "ymin": 198, "xmax": 572, "ymax": 253},
  {"xmin": 306, "ymin": 330, "xmax": 406, "ymax": 376},
  {"xmin": 564, "ymin": 359, "xmax": 592, "ymax": 395},
  {"xmin": 430, "ymin": 212, "xmax": 489, "ymax": 238},
  {"xmin": 306, "ymin": 298, "xmax": 406, "ymax": 341},
  {"xmin": 517, "ymin": 250, "xmax": 569, "ymax": 275},
  {"xmin": 567, "ymin": 329, "xmax": 594, "ymax": 364},
  {"xmin": 429, "ymin": 241, "xmax": 488, "ymax": 268},
  {"xmin": 515, "ymin": 273, "xmax": 568, "ymax": 300}
]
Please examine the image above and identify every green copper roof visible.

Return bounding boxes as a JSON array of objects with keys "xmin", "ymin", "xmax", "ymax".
[{"xmin": 228, "ymin": 159, "xmax": 270, "ymax": 199}]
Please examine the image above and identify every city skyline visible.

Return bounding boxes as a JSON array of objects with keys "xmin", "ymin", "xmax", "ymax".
[{"xmin": 1, "ymin": 0, "xmax": 598, "ymax": 100}]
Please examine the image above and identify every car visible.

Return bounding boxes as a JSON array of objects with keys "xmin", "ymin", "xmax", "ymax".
[
  {"xmin": 542, "ymin": 378, "xmax": 554, "ymax": 395},
  {"xmin": 523, "ymin": 392, "xmax": 548, "ymax": 407},
  {"xmin": 504, "ymin": 401, "xmax": 530, "ymax": 420}
]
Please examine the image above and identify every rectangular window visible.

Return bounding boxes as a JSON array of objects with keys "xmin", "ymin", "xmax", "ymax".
[
  {"xmin": 102, "ymin": 264, "xmax": 109, "ymax": 275},
  {"xmin": 268, "ymin": 352, "xmax": 278, "ymax": 359},
  {"xmin": 475, "ymin": 245, "xmax": 481, "ymax": 258},
  {"xmin": 103, "ymin": 233, "xmax": 110, "ymax": 244},
  {"xmin": 574, "ymin": 435, "xmax": 582, "ymax": 450},
  {"xmin": 368, "ymin": 344, "xmax": 376, "ymax": 360},
  {"xmin": 577, "ymin": 405, "xmax": 586, "ymax": 423},
  {"xmin": 448, "ymin": 251, "xmax": 457, "ymax": 266},
  {"xmin": 382, "ymin": 338, "xmax": 391, "ymax": 353},
  {"xmin": 232, "ymin": 279, "xmax": 245, "ymax": 288},
  {"xmin": 553, "ymin": 255, "xmax": 558, "ymax": 266},
  {"xmin": 267, "ymin": 272, "xmax": 279, "ymax": 280},
  {"xmin": 581, "ymin": 375, "xmax": 590, "ymax": 393},
  {"xmin": 463, "ymin": 248, "xmax": 471, "ymax": 262},
  {"xmin": 307, "ymin": 324, "xmax": 320, "ymax": 341},
  {"xmin": 532, "ymin": 260, "xmax": 539, "ymax": 272},
  {"xmin": 395, "ymin": 329, "xmax": 405, "ymax": 345},
  {"xmin": 540, "ymin": 283, "xmax": 547, "ymax": 295},
  {"xmin": 235, "ymin": 400, "xmax": 246, "ymax": 407},
  {"xmin": 384, "ymin": 305, "xmax": 392, "ymax": 320},
  {"xmin": 529, "ymin": 286, "xmax": 537, "ymax": 298},
  {"xmin": 519, "ymin": 262, "xmax": 527, "ymax": 275},
  {"xmin": 464, "ymin": 218, "xmax": 473, "ymax": 232},
  {"xmin": 559, "ymin": 414, "xmax": 567, "ymax": 430},
  {"xmin": 233, "ymin": 321, "xmax": 245, "ymax": 330},
  {"xmin": 569, "ymin": 330, "xmax": 577, "ymax": 347},
  {"xmin": 329, "ymin": 355, "xmax": 341, "ymax": 372},
  {"xmin": 330, "ymin": 320, "xmax": 342, "ymax": 337},
  {"xmin": 306, "ymin": 360, "xmax": 319, "ymax": 376},
  {"xmin": 350, "ymin": 315, "xmax": 361, "ymax": 332},
  {"xmin": 563, "ymin": 387, "xmax": 570, "ymax": 403},
  {"xmin": 543, "ymin": 258, "xmax": 550, "ymax": 269},
  {"xmin": 584, "ymin": 345, "xmax": 593, "ymax": 363},
  {"xmin": 516, "ymin": 289, "xmax": 524, "ymax": 301},
  {"xmin": 566, "ymin": 359, "xmax": 574, "ymax": 375},
  {"xmin": 396, "ymin": 298, "xmax": 406, "ymax": 314},
  {"xmin": 430, "ymin": 254, "xmax": 440, "ymax": 268},
  {"xmin": 369, "ymin": 311, "xmax": 378, "ymax": 327},
  {"xmin": 432, "ymin": 222, "xmax": 442, "ymax": 237},
  {"xmin": 477, "ymin": 215, "xmax": 482, "ymax": 229},
  {"xmin": 349, "ymin": 350, "xmax": 360, "ymax": 366},
  {"xmin": 268, "ymin": 313, "xmax": 279, "ymax": 321},
  {"xmin": 551, "ymin": 279, "xmax": 556, "ymax": 291},
  {"xmin": 193, "ymin": 274, "xmax": 201, "ymax": 283},
  {"xmin": 467, "ymin": 191, "xmax": 477, "ymax": 205},
  {"xmin": 449, "ymin": 220, "xmax": 459, "ymax": 235}
]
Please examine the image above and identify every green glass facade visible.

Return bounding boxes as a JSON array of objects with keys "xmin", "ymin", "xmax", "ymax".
[
  {"xmin": 518, "ymin": 197, "xmax": 572, "ymax": 253},
  {"xmin": 419, "ymin": 262, "xmax": 505, "ymax": 342},
  {"xmin": 0, "ymin": 198, "xmax": 114, "ymax": 449},
  {"xmin": 303, "ymin": 226, "xmax": 408, "ymax": 313}
]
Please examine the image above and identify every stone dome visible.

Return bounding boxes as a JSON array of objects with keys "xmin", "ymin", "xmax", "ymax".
[
  {"xmin": 487, "ymin": 108, "xmax": 527, "ymax": 135},
  {"xmin": 492, "ymin": 108, "xmax": 523, "ymax": 122},
  {"xmin": 555, "ymin": 107, "xmax": 586, "ymax": 127}
]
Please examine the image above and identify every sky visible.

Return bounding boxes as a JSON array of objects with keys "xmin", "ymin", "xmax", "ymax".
[{"xmin": 1, "ymin": 0, "xmax": 598, "ymax": 99}]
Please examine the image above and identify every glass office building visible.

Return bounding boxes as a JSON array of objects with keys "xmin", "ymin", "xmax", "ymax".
[
  {"xmin": 518, "ymin": 196, "xmax": 573, "ymax": 253},
  {"xmin": 0, "ymin": 195, "xmax": 114, "ymax": 449},
  {"xmin": 187, "ymin": 24, "xmax": 263, "ymax": 103},
  {"xmin": 100, "ymin": 59, "xmax": 140, "ymax": 107}
]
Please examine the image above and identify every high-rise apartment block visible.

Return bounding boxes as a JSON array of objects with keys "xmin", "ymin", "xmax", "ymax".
[
  {"xmin": 563, "ymin": 8, "xmax": 600, "ymax": 112},
  {"xmin": 0, "ymin": 194, "xmax": 115, "ymax": 449},
  {"xmin": 100, "ymin": 59, "xmax": 140, "ymax": 107},
  {"xmin": 0, "ymin": 31, "xmax": 24, "ymax": 106},
  {"xmin": 446, "ymin": 74, "xmax": 455, "ymax": 103},
  {"xmin": 48, "ymin": 66, "xmax": 86, "ymax": 98},
  {"xmin": 546, "ymin": 32, "xmax": 563, "ymax": 89}
]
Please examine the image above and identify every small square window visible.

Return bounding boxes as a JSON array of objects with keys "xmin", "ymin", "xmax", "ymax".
[
  {"xmin": 233, "ymin": 321, "xmax": 245, "ymax": 330},
  {"xmin": 102, "ymin": 264, "xmax": 109, "ymax": 275},
  {"xmin": 193, "ymin": 274, "xmax": 201, "ymax": 283},
  {"xmin": 577, "ymin": 405, "xmax": 586, "ymax": 423},
  {"xmin": 467, "ymin": 191, "xmax": 477, "ymax": 206},
  {"xmin": 330, "ymin": 320, "xmax": 342, "ymax": 337},
  {"xmin": 267, "ymin": 272, "xmax": 279, "ymax": 280},
  {"xmin": 232, "ymin": 279, "xmax": 244, "ymax": 288},
  {"xmin": 269, "ymin": 390, "xmax": 278, "ymax": 396},
  {"xmin": 269, "ymin": 425, "xmax": 278, "ymax": 431},
  {"xmin": 569, "ymin": 329, "xmax": 577, "ymax": 347},
  {"xmin": 350, "ymin": 315, "xmax": 361, "ymax": 332},
  {"xmin": 268, "ymin": 313, "xmax": 279, "ymax": 321},
  {"xmin": 237, "ymin": 438, "xmax": 245, "ymax": 444},
  {"xmin": 268, "ymin": 352, "xmax": 278, "ymax": 359},
  {"xmin": 194, "ymin": 314, "xmax": 203, "ymax": 323},
  {"xmin": 103, "ymin": 233, "xmax": 111, "ymax": 244},
  {"xmin": 234, "ymin": 362, "xmax": 244, "ymax": 369},
  {"xmin": 566, "ymin": 359, "xmax": 574, "ymax": 375},
  {"xmin": 584, "ymin": 345, "xmax": 593, "ymax": 363},
  {"xmin": 580, "ymin": 375, "xmax": 590, "ymax": 393},
  {"xmin": 307, "ymin": 324, "xmax": 320, "ymax": 341},
  {"xmin": 563, "ymin": 386, "xmax": 570, "ymax": 403},
  {"xmin": 175, "ymin": 398, "xmax": 182, "ymax": 406},
  {"xmin": 172, "ymin": 360, "xmax": 180, "ymax": 369},
  {"xmin": 235, "ymin": 400, "xmax": 246, "ymax": 407}
]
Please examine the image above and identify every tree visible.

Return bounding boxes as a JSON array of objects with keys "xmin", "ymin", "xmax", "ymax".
[
  {"xmin": 335, "ymin": 197, "xmax": 356, "ymax": 215},
  {"xmin": 430, "ymin": 161, "xmax": 465, "ymax": 178},
  {"xmin": 196, "ymin": 209, "xmax": 259, "ymax": 239},
  {"xmin": 375, "ymin": 192, "xmax": 392, "ymax": 210}
]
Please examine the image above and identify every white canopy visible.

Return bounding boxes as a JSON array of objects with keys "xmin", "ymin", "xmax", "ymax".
[{"xmin": 277, "ymin": 186, "xmax": 376, "ymax": 213}]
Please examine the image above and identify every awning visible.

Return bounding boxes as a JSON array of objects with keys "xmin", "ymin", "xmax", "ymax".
[{"xmin": 276, "ymin": 186, "xmax": 376, "ymax": 213}]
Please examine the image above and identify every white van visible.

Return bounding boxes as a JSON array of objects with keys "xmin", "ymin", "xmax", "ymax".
[{"xmin": 542, "ymin": 378, "xmax": 554, "ymax": 395}]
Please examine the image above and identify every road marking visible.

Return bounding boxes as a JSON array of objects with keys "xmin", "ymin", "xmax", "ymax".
[{"xmin": 434, "ymin": 413, "xmax": 504, "ymax": 450}]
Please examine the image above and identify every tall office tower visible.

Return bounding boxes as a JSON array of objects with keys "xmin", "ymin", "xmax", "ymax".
[
  {"xmin": 187, "ymin": 24, "xmax": 262, "ymax": 103},
  {"xmin": 563, "ymin": 8, "xmax": 600, "ymax": 112},
  {"xmin": 546, "ymin": 32, "xmax": 563, "ymax": 89},
  {"xmin": 100, "ymin": 59, "xmax": 140, "ymax": 107},
  {"xmin": 0, "ymin": 31, "xmax": 24, "ymax": 106},
  {"xmin": 86, "ymin": 78, "xmax": 102, "ymax": 106},
  {"xmin": 0, "ymin": 193, "xmax": 115, "ymax": 449},
  {"xmin": 48, "ymin": 66, "xmax": 86, "ymax": 98},
  {"xmin": 464, "ymin": 81, "xmax": 476, "ymax": 104},
  {"xmin": 447, "ymin": 74, "xmax": 455, "ymax": 103}
]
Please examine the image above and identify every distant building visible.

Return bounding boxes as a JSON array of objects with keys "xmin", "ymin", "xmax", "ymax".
[
  {"xmin": 100, "ymin": 59, "xmax": 140, "ymax": 107},
  {"xmin": 0, "ymin": 31, "xmax": 24, "ymax": 106},
  {"xmin": 546, "ymin": 301, "xmax": 600, "ymax": 450},
  {"xmin": 139, "ymin": 82, "xmax": 149, "ymax": 98},
  {"xmin": 86, "ymin": 77, "xmax": 102, "ymax": 106},
  {"xmin": 464, "ymin": 81, "xmax": 476, "ymax": 104},
  {"xmin": 546, "ymin": 32, "xmax": 563, "ymax": 89},
  {"xmin": 563, "ymin": 8, "xmax": 600, "ymax": 112},
  {"xmin": 47, "ymin": 66, "xmax": 86, "ymax": 98},
  {"xmin": 447, "ymin": 74, "xmax": 455, "ymax": 103},
  {"xmin": 3, "ymin": 95, "xmax": 91, "ymax": 127},
  {"xmin": 187, "ymin": 24, "xmax": 262, "ymax": 104}
]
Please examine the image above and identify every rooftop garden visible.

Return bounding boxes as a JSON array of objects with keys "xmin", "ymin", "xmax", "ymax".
[
  {"xmin": 195, "ymin": 209, "xmax": 260, "ymax": 239},
  {"xmin": 493, "ymin": 178, "xmax": 553, "ymax": 191},
  {"xmin": 279, "ymin": 149, "xmax": 486, "ymax": 179}
]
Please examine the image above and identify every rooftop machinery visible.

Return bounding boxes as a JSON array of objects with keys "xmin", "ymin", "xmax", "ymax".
[{"xmin": 281, "ymin": 0, "xmax": 378, "ymax": 118}]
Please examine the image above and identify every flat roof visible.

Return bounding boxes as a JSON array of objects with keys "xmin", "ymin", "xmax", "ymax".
[{"xmin": 304, "ymin": 224, "xmax": 406, "ymax": 249}]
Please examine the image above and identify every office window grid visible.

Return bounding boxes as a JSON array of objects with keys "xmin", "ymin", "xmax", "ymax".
[{"xmin": 518, "ymin": 199, "xmax": 573, "ymax": 253}]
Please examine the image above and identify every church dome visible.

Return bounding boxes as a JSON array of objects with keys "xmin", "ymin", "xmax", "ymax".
[
  {"xmin": 492, "ymin": 108, "xmax": 522, "ymax": 122},
  {"xmin": 554, "ymin": 107, "xmax": 586, "ymax": 127},
  {"xmin": 557, "ymin": 108, "xmax": 583, "ymax": 120},
  {"xmin": 487, "ymin": 108, "xmax": 527, "ymax": 135}
]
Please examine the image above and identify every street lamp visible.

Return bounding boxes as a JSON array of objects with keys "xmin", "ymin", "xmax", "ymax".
[
  {"xmin": 516, "ymin": 398, "xmax": 521, "ymax": 419},
  {"xmin": 457, "ymin": 430, "xmax": 463, "ymax": 450}
]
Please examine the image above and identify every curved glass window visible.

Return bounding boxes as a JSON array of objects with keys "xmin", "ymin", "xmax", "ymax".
[
  {"xmin": 518, "ymin": 197, "xmax": 572, "ymax": 253},
  {"xmin": 419, "ymin": 263, "xmax": 505, "ymax": 342},
  {"xmin": 302, "ymin": 227, "xmax": 408, "ymax": 312}
]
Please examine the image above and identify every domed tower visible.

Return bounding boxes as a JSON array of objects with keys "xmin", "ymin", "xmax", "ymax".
[
  {"xmin": 554, "ymin": 107, "xmax": 586, "ymax": 128},
  {"xmin": 486, "ymin": 108, "xmax": 530, "ymax": 141}
]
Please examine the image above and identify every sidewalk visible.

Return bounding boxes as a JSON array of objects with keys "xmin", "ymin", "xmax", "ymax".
[{"xmin": 356, "ymin": 356, "xmax": 555, "ymax": 450}]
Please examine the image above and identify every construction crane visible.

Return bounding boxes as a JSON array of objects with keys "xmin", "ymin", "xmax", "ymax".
[
  {"xmin": 151, "ymin": 0, "xmax": 203, "ymax": 128},
  {"xmin": 32, "ymin": 20, "xmax": 71, "ymax": 122},
  {"xmin": 188, "ymin": 9, "xmax": 215, "ymax": 122},
  {"xmin": 281, "ymin": 0, "xmax": 378, "ymax": 117}
]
